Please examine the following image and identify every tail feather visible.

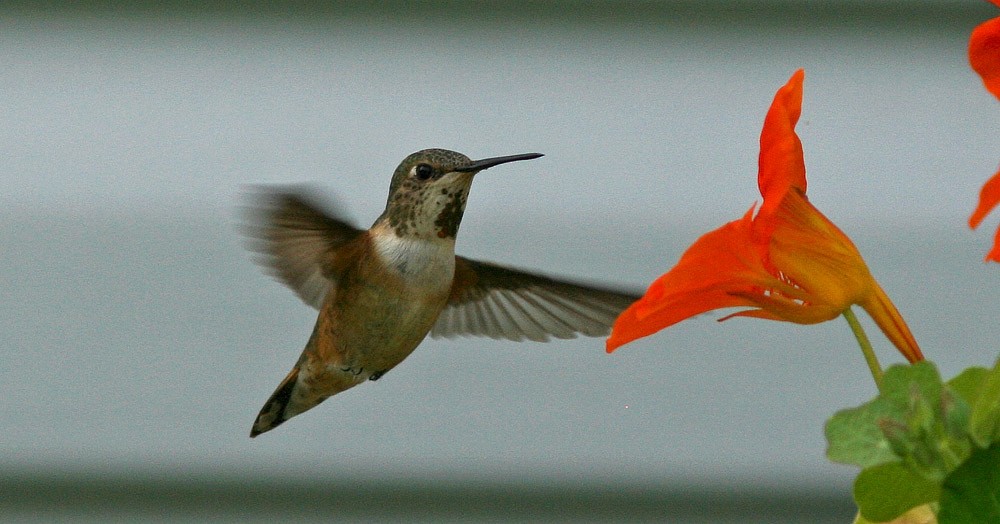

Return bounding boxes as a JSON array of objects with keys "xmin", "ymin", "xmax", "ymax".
[
  {"xmin": 250, "ymin": 364, "xmax": 365, "ymax": 437},
  {"xmin": 250, "ymin": 368, "xmax": 300, "ymax": 437}
]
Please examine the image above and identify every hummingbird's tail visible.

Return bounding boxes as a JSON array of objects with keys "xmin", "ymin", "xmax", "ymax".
[
  {"xmin": 251, "ymin": 367, "xmax": 300, "ymax": 437},
  {"xmin": 250, "ymin": 365, "xmax": 363, "ymax": 437}
]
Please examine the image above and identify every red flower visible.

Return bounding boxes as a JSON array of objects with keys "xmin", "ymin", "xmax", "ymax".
[
  {"xmin": 968, "ymin": 1, "xmax": 1000, "ymax": 262},
  {"xmin": 607, "ymin": 70, "xmax": 923, "ymax": 364}
]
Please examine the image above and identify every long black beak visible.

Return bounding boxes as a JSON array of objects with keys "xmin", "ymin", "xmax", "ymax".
[{"xmin": 456, "ymin": 153, "xmax": 543, "ymax": 173}]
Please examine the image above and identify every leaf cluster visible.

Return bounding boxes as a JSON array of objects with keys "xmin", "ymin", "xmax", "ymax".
[{"xmin": 825, "ymin": 360, "xmax": 1000, "ymax": 522}]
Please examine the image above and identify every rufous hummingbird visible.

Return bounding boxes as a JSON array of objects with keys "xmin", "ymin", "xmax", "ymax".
[{"xmin": 242, "ymin": 148, "xmax": 639, "ymax": 437}]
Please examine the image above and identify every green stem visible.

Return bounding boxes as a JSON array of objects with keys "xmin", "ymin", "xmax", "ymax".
[{"xmin": 843, "ymin": 308, "xmax": 883, "ymax": 390}]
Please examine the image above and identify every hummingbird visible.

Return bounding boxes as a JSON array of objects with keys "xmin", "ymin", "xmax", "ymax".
[{"xmin": 241, "ymin": 148, "xmax": 640, "ymax": 437}]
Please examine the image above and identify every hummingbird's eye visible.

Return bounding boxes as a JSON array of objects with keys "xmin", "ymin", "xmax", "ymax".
[{"xmin": 414, "ymin": 164, "xmax": 434, "ymax": 181}]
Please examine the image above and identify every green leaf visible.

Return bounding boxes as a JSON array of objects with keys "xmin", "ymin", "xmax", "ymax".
[
  {"xmin": 853, "ymin": 461, "xmax": 940, "ymax": 522},
  {"xmin": 969, "ymin": 359, "xmax": 1000, "ymax": 448},
  {"xmin": 826, "ymin": 397, "xmax": 901, "ymax": 468},
  {"xmin": 937, "ymin": 443, "xmax": 1000, "ymax": 524},
  {"xmin": 946, "ymin": 366, "xmax": 988, "ymax": 405},
  {"xmin": 880, "ymin": 361, "xmax": 943, "ymax": 408},
  {"xmin": 826, "ymin": 362, "xmax": 944, "ymax": 469}
]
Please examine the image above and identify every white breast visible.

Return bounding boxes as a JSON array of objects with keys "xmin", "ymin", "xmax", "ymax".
[{"xmin": 371, "ymin": 233, "xmax": 456, "ymax": 292}]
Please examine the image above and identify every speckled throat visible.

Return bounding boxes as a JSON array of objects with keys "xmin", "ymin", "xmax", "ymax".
[{"xmin": 381, "ymin": 175, "xmax": 471, "ymax": 240}]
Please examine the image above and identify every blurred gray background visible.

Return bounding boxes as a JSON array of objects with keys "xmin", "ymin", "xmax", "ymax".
[{"xmin": 2, "ymin": 1, "xmax": 998, "ymax": 521}]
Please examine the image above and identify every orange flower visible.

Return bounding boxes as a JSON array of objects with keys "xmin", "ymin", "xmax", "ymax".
[
  {"xmin": 968, "ymin": 1, "xmax": 1000, "ymax": 262},
  {"xmin": 969, "ymin": 0, "xmax": 1000, "ymax": 99},
  {"xmin": 607, "ymin": 70, "xmax": 923, "ymax": 364}
]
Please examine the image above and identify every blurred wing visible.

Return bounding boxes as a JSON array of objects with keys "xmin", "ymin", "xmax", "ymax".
[
  {"xmin": 239, "ymin": 185, "xmax": 364, "ymax": 309},
  {"xmin": 430, "ymin": 257, "xmax": 641, "ymax": 342}
]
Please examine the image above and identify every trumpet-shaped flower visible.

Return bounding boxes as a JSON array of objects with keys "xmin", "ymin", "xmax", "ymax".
[
  {"xmin": 968, "ymin": 1, "xmax": 1000, "ymax": 262},
  {"xmin": 607, "ymin": 70, "xmax": 923, "ymax": 364}
]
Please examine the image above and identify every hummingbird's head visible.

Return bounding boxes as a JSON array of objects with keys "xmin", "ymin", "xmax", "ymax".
[{"xmin": 379, "ymin": 148, "xmax": 542, "ymax": 240}]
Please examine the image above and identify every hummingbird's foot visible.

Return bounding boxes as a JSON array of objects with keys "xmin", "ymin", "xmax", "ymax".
[
  {"xmin": 339, "ymin": 365, "xmax": 364, "ymax": 376},
  {"xmin": 338, "ymin": 365, "xmax": 387, "ymax": 381}
]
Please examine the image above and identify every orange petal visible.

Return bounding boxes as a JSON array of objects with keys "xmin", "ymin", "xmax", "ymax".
[
  {"xmin": 758, "ymin": 69, "xmax": 807, "ymax": 216},
  {"xmin": 859, "ymin": 282, "xmax": 924, "ymax": 363},
  {"xmin": 969, "ymin": 168, "xmax": 1000, "ymax": 229},
  {"xmin": 606, "ymin": 208, "xmax": 767, "ymax": 353},
  {"xmin": 970, "ymin": 15, "xmax": 1000, "ymax": 100},
  {"xmin": 606, "ymin": 289, "xmax": 755, "ymax": 353},
  {"xmin": 987, "ymin": 223, "xmax": 1000, "ymax": 263}
]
